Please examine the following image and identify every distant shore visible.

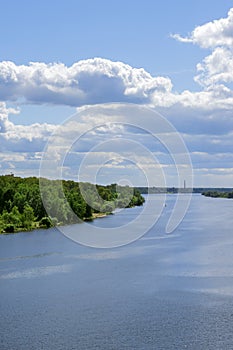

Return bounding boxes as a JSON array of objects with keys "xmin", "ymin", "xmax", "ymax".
[{"xmin": 202, "ymin": 190, "xmax": 233, "ymax": 199}]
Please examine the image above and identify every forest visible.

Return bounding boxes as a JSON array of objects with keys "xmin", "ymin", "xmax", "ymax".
[
  {"xmin": 202, "ymin": 190, "xmax": 233, "ymax": 199},
  {"xmin": 0, "ymin": 175, "xmax": 145, "ymax": 233}
]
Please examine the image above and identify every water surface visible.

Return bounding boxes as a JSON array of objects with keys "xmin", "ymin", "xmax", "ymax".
[{"xmin": 1, "ymin": 194, "xmax": 233, "ymax": 349}]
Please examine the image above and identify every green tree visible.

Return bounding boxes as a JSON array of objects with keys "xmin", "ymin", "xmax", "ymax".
[
  {"xmin": 21, "ymin": 205, "xmax": 35, "ymax": 230},
  {"xmin": 1, "ymin": 206, "xmax": 21, "ymax": 227}
]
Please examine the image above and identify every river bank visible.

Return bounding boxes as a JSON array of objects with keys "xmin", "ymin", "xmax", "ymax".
[
  {"xmin": 0, "ymin": 175, "xmax": 144, "ymax": 234},
  {"xmin": 0, "ymin": 211, "xmax": 111, "ymax": 235}
]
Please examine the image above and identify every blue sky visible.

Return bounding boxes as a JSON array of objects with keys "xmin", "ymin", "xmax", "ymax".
[
  {"xmin": 1, "ymin": 0, "xmax": 233, "ymax": 187},
  {"xmin": 2, "ymin": 0, "xmax": 231, "ymax": 89}
]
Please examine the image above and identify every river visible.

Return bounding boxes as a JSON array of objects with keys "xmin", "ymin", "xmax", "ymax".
[{"xmin": 1, "ymin": 194, "xmax": 233, "ymax": 349}]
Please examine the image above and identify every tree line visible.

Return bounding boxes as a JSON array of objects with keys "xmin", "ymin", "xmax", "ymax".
[
  {"xmin": 202, "ymin": 190, "xmax": 233, "ymax": 199},
  {"xmin": 0, "ymin": 175, "xmax": 145, "ymax": 233}
]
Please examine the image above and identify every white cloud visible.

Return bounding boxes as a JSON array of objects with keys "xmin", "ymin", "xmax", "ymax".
[
  {"xmin": 1, "ymin": 57, "xmax": 233, "ymax": 112},
  {"xmin": 0, "ymin": 58, "xmax": 172, "ymax": 106},
  {"xmin": 1, "ymin": 9, "xmax": 233, "ymax": 186},
  {"xmin": 195, "ymin": 47, "xmax": 233, "ymax": 86},
  {"xmin": 0, "ymin": 101, "xmax": 19, "ymax": 132},
  {"xmin": 0, "ymin": 102, "xmax": 56, "ymax": 155},
  {"xmin": 172, "ymin": 8, "xmax": 233, "ymax": 49},
  {"xmin": 172, "ymin": 8, "xmax": 233, "ymax": 89}
]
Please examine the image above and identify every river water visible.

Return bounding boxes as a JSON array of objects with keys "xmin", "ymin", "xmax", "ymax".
[{"xmin": 1, "ymin": 194, "xmax": 233, "ymax": 349}]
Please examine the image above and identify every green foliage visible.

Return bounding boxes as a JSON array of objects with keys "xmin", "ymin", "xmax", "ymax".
[
  {"xmin": 0, "ymin": 175, "xmax": 145, "ymax": 233},
  {"xmin": 202, "ymin": 190, "xmax": 233, "ymax": 199},
  {"xmin": 21, "ymin": 204, "xmax": 35, "ymax": 230},
  {"xmin": 1, "ymin": 206, "xmax": 21, "ymax": 226}
]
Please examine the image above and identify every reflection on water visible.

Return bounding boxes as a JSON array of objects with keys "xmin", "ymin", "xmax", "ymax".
[
  {"xmin": 1, "ymin": 194, "xmax": 233, "ymax": 349},
  {"xmin": 0, "ymin": 264, "xmax": 72, "ymax": 280}
]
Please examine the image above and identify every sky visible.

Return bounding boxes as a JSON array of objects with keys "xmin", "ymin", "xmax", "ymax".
[{"xmin": 1, "ymin": 0, "xmax": 233, "ymax": 187}]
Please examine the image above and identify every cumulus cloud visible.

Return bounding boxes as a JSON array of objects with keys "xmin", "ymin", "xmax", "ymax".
[
  {"xmin": 0, "ymin": 102, "xmax": 56, "ymax": 155},
  {"xmin": 1, "ymin": 8, "xmax": 233, "ymax": 185},
  {"xmin": 1, "ymin": 57, "xmax": 233, "ymax": 112},
  {"xmin": 195, "ymin": 47, "xmax": 233, "ymax": 86},
  {"xmin": 172, "ymin": 8, "xmax": 233, "ymax": 49},
  {"xmin": 0, "ymin": 58, "xmax": 173, "ymax": 107},
  {"xmin": 0, "ymin": 102, "xmax": 19, "ymax": 133},
  {"xmin": 0, "ymin": 102, "xmax": 57, "ymax": 176},
  {"xmin": 172, "ymin": 8, "xmax": 233, "ymax": 89},
  {"xmin": 1, "ymin": 9, "xmax": 233, "ymax": 112}
]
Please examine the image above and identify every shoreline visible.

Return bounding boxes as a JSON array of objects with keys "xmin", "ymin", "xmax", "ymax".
[{"xmin": 0, "ymin": 211, "xmax": 112, "ymax": 235}]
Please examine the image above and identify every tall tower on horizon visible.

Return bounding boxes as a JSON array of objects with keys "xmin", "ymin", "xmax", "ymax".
[{"xmin": 184, "ymin": 180, "xmax": 186, "ymax": 189}]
